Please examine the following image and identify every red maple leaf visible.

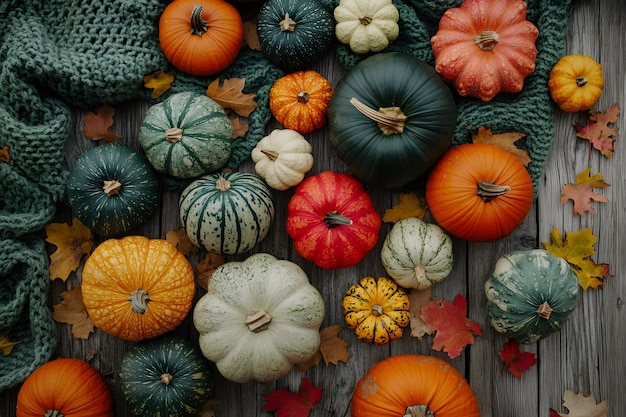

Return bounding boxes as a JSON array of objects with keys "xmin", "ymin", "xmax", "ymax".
[
  {"xmin": 498, "ymin": 340, "xmax": 537, "ymax": 379},
  {"xmin": 574, "ymin": 103, "xmax": 620, "ymax": 158},
  {"xmin": 420, "ymin": 294, "xmax": 482, "ymax": 358},
  {"xmin": 262, "ymin": 378, "xmax": 323, "ymax": 417}
]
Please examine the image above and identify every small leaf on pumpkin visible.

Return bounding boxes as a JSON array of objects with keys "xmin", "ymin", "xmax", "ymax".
[
  {"xmin": 542, "ymin": 227, "xmax": 611, "ymax": 290},
  {"xmin": 45, "ymin": 217, "xmax": 94, "ymax": 281},
  {"xmin": 195, "ymin": 252, "xmax": 226, "ymax": 291},
  {"xmin": 263, "ymin": 378, "xmax": 323, "ymax": 417},
  {"xmin": 498, "ymin": 340, "xmax": 537, "ymax": 379},
  {"xmin": 470, "ymin": 126, "xmax": 531, "ymax": 166},
  {"xmin": 552, "ymin": 390, "xmax": 608, "ymax": 417},
  {"xmin": 206, "ymin": 78, "xmax": 258, "ymax": 118},
  {"xmin": 242, "ymin": 19, "xmax": 261, "ymax": 51},
  {"xmin": 319, "ymin": 325, "xmax": 350, "ymax": 366},
  {"xmin": 143, "ymin": 69, "xmax": 176, "ymax": 99},
  {"xmin": 0, "ymin": 145, "xmax": 10, "ymax": 163},
  {"xmin": 382, "ymin": 193, "xmax": 427, "ymax": 223},
  {"xmin": 83, "ymin": 104, "xmax": 119, "ymax": 142},
  {"xmin": 575, "ymin": 103, "xmax": 620, "ymax": 158},
  {"xmin": 52, "ymin": 285, "xmax": 95, "ymax": 339},
  {"xmin": 408, "ymin": 288, "xmax": 439, "ymax": 339},
  {"xmin": 0, "ymin": 336, "xmax": 20, "ymax": 356},
  {"xmin": 165, "ymin": 228, "xmax": 199, "ymax": 257},
  {"xmin": 560, "ymin": 167, "xmax": 609, "ymax": 215}
]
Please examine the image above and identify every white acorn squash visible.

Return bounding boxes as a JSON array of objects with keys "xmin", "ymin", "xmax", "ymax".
[{"xmin": 334, "ymin": 0, "xmax": 399, "ymax": 54}]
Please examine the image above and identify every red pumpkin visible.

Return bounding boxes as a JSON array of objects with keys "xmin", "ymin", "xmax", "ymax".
[
  {"xmin": 159, "ymin": 0, "xmax": 244, "ymax": 77},
  {"xmin": 286, "ymin": 171, "xmax": 382, "ymax": 269}
]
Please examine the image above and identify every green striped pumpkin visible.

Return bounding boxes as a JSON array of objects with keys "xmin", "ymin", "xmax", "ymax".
[
  {"xmin": 138, "ymin": 92, "xmax": 232, "ymax": 179},
  {"xmin": 380, "ymin": 217, "xmax": 454, "ymax": 290},
  {"xmin": 485, "ymin": 249, "xmax": 579, "ymax": 344},
  {"xmin": 179, "ymin": 171, "xmax": 275, "ymax": 255}
]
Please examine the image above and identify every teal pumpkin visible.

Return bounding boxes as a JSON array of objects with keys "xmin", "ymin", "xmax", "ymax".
[
  {"xmin": 328, "ymin": 52, "xmax": 457, "ymax": 188},
  {"xmin": 66, "ymin": 143, "xmax": 160, "ymax": 237},
  {"xmin": 138, "ymin": 92, "xmax": 232, "ymax": 178},
  {"xmin": 485, "ymin": 249, "xmax": 579, "ymax": 344}
]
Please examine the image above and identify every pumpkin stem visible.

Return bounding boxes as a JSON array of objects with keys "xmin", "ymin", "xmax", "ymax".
[
  {"xmin": 215, "ymin": 176, "xmax": 231, "ymax": 191},
  {"xmin": 44, "ymin": 411, "xmax": 64, "ymax": 417},
  {"xmin": 160, "ymin": 373, "xmax": 173, "ymax": 385},
  {"xmin": 474, "ymin": 30, "xmax": 499, "ymax": 51},
  {"xmin": 358, "ymin": 15, "xmax": 372, "ymax": 25},
  {"xmin": 103, "ymin": 180, "xmax": 122, "ymax": 196},
  {"xmin": 190, "ymin": 5, "xmax": 209, "ymax": 36},
  {"xmin": 576, "ymin": 76, "xmax": 589, "ymax": 87},
  {"xmin": 323, "ymin": 211, "xmax": 353, "ymax": 228},
  {"xmin": 537, "ymin": 301, "xmax": 554, "ymax": 319},
  {"xmin": 260, "ymin": 149, "xmax": 279, "ymax": 161},
  {"xmin": 413, "ymin": 265, "xmax": 430, "ymax": 289},
  {"xmin": 371, "ymin": 304, "xmax": 384, "ymax": 316},
  {"xmin": 129, "ymin": 289, "xmax": 151, "ymax": 315},
  {"xmin": 165, "ymin": 127, "xmax": 183, "ymax": 143},
  {"xmin": 280, "ymin": 13, "xmax": 296, "ymax": 32},
  {"xmin": 476, "ymin": 181, "xmax": 511, "ymax": 201},
  {"xmin": 245, "ymin": 309, "xmax": 272, "ymax": 332},
  {"xmin": 297, "ymin": 91, "xmax": 310, "ymax": 103},
  {"xmin": 404, "ymin": 405, "xmax": 435, "ymax": 417},
  {"xmin": 350, "ymin": 97, "xmax": 407, "ymax": 135}
]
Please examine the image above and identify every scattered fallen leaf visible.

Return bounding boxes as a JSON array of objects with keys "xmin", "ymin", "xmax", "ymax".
[
  {"xmin": 227, "ymin": 110, "xmax": 249, "ymax": 139},
  {"xmin": 45, "ymin": 217, "xmax": 94, "ymax": 281},
  {"xmin": 575, "ymin": 103, "xmax": 620, "ymax": 158},
  {"xmin": 0, "ymin": 337, "xmax": 20, "ymax": 356},
  {"xmin": 498, "ymin": 340, "xmax": 537, "ymax": 379},
  {"xmin": 165, "ymin": 228, "xmax": 199, "ymax": 256},
  {"xmin": 296, "ymin": 351, "xmax": 322, "ymax": 373},
  {"xmin": 195, "ymin": 252, "xmax": 226, "ymax": 291},
  {"xmin": 0, "ymin": 145, "xmax": 10, "ymax": 163},
  {"xmin": 243, "ymin": 19, "xmax": 261, "ymax": 51},
  {"xmin": 420, "ymin": 294, "xmax": 482, "ymax": 359},
  {"xmin": 263, "ymin": 378, "xmax": 323, "ymax": 417},
  {"xmin": 52, "ymin": 285, "xmax": 95, "ymax": 339},
  {"xmin": 542, "ymin": 227, "xmax": 611, "ymax": 290},
  {"xmin": 143, "ymin": 69, "xmax": 176, "ymax": 99},
  {"xmin": 560, "ymin": 167, "xmax": 609, "ymax": 215},
  {"xmin": 206, "ymin": 78, "xmax": 258, "ymax": 117},
  {"xmin": 319, "ymin": 325, "xmax": 350, "ymax": 365},
  {"xmin": 83, "ymin": 104, "xmax": 119, "ymax": 142},
  {"xmin": 198, "ymin": 399, "xmax": 219, "ymax": 417},
  {"xmin": 551, "ymin": 390, "xmax": 608, "ymax": 417},
  {"xmin": 382, "ymin": 193, "xmax": 427, "ymax": 223},
  {"xmin": 470, "ymin": 126, "xmax": 531, "ymax": 166},
  {"xmin": 408, "ymin": 288, "xmax": 438, "ymax": 339}
]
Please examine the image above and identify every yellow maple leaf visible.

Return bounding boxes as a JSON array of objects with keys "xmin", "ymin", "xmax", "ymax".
[
  {"xmin": 143, "ymin": 69, "xmax": 176, "ymax": 99},
  {"xmin": 0, "ymin": 336, "xmax": 20, "ymax": 356},
  {"xmin": 206, "ymin": 78, "xmax": 258, "ymax": 117},
  {"xmin": 45, "ymin": 217, "xmax": 94, "ymax": 281},
  {"xmin": 0, "ymin": 145, "xmax": 10, "ymax": 163},
  {"xmin": 470, "ymin": 126, "xmax": 532, "ymax": 166},
  {"xmin": 560, "ymin": 167, "xmax": 610, "ymax": 215},
  {"xmin": 382, "ymin": 193, "xmax": 427, "ymax": 223},
  {"xmin": 52, "ymin": 285, "xmax": 95, "ymax": 339}
]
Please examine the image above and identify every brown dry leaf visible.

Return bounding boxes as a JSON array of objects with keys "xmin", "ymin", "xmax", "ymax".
[
  {"xmin": 143, "ymin": 69, "xmax": 176, "ymax": 99},
  {"xmin": 560, "ymin": 167, "xmax": 610, "ymax": 215},
  {"xmin": 0, "ymin": 336, "xmax": 20, "ymax": 356},
  {"xmin": 52, "ymin": 285, "xmax": 95, "ymax": 339},
  {"xmin": 470, "ymin": 126, "xmax": 531, "ymax": 166},
  {"xmin": 227, "ymin": 110, "xmax": 249, "ymax": 139},
  {"xmin": 45, "ymin": 217, "xmax": 94, "ymax": 281},
  {"xmin": 319, "ymin": 325, "xmax": 350, "ymax": 365},
  {"xmin": 0, "ymin": 145, "xmax": 10, "ymax": 163},
  {"xmin": 196, "ymin": 253, "xmax": 226, "ymax": 291},
  {"xmin": 165, "ymin": 228, "xmax": 199, "ymax": 256},
  {"xmin": 198, "ymin": 399, "xmax": 219, "ymax": 417},
  {"xmin": 553, "ymin": 390, "xmax": 608, "ymax": 417},
  {"xmin": 408, "ymin": 288, "xmax": 438, "ymax": 339},
  {"xmin": 206, "ymin": 78, "xmax": 258, "ymax": 117},
  {"xmin": 243, "ymin": 19, "xmax": 261, "ymax": 51},
  {"xmin": 296, "ymin": 350, "xmax": 322, "ymax": 373},
  {"xmin": 382, "ymin": 193, "xmax": 427, "ymax": 223},
  {"xmin": 83, "ymin": 104, "xmax": 119, "ymax": 142}
]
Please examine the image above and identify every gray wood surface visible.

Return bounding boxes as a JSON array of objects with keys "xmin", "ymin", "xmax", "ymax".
[{"xmin": 2, "ymin": 0, "xmax": 624, "ymax": 416}]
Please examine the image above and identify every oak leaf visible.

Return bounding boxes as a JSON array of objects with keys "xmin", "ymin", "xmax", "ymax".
[
  {"xmin": 195, "ymin": 252, "xmax": 226, "ymax": 291},
  {"xmin": 263, "ymin": 378, "xmax": 323, "ymax": 417},
  {"xmin": 0, "ymin": 145, "xmax": 10, "ymax": 163},
  {"xmin": 52, "ymin": 285, "xmax": 95, "ymax": 339},
  {"xmin": 542, "ymin": 227, "xmax": 611, "ymax": 290},
  {"xmin": 382, "ymin": 193, "xmax": 427, "ymax": 223},
  {"xmin": 408, "ymin": 288, "xmax": 438, "ymax": 339},
  {"xmin": 470, "ymin": 126, "xmax": 531, "ymax": 166},
  {"xmin": 319, "ymin": 325, "xmax": 350, "ymax": 365},
  {"xmin": 560, "ymin": 168, "xmax": 609, "ymax": 215},
  {"xmin": 575, "ymin": 103, "xmax": 620, "ymax": 158},
  {"xmin": 551, "ymin": 390, "xmax": 608, "ymax": 417},
  {"xmin": 0, "ymin": 336, "xmax": 20, "ymax": 356},
  {"xmin": 420, "ymin": 294, "xmax": 482, "ymax": 359},
  {"xmin": 83, "ymin": 104, "xmax": 119, "ymax": 142},
  {"xmin": 498, "ymin": 340, "xmax": 537, "ymax": 379},
  {"xmin": 165, "ymin": 228, "xmax": 199, "ymax": 257},
  {"xmin": 45, "ymin": 217, "xmax": 94, "ymax": 281},
  {"xmin": 143, "ymin": 69, "xmax": 175, "ymax": 99},
  {"xmin": 243, "ymin": 19, "xmax": 261, "ymax": 51},
  {"xmin": 206, "ymin": 78, "xmax": 258, "ymax": 117},
  {"xmin": 227, "ymin": 110, "xmax": 249, "ymax": 139}
]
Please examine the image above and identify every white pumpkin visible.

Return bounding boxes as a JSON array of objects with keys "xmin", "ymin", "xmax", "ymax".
[
  {"xmin": 334, "ymin": 0, "xmax": 399, "ymax": 54},
  {"xmin": 251, "ymin": 129, "xmax": 314, "ymax": 190},
  {"xmin": 381, "ymin": 217, "xmax": 454, "ymax": 290},
  {"xmin": 193, "ymin": 253, "xmax": 325, "ymax": 383}
]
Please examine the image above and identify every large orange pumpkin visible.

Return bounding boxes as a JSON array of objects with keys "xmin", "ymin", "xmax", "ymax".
[{"xmin": 351, "ymin": 355, "xmax": 480, "ymax": 417}]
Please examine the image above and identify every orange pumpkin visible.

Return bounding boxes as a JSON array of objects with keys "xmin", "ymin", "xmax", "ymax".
[
  {"xmin": 16, "ymin": 358, "xmax": 113, "ymax": 417},
  {"xmin": 159, "ymin": 0, "xmax": 243, "ymax": 77},
  {"xmin": 81, "ymin": 236, "xmax": 196, "ymax": 342},
  {"xmin": 425, "ymin": 143, "xmax": 533, "ymax": 242},
  {"xmin": 269, "ymin": 70, "xmax": 333, "ymax": 134},
  {"xmin": 351, "ymin": 355, "xmax": 480, "ymax": 417},
  {"xmin": 430, "ymin": 0, "xmax": 539, "ymax": 101}
]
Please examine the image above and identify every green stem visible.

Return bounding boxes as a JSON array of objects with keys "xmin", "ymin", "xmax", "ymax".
[{"xmin": 323, "ymin": 211, "xmax": 353, "ymax": 228}]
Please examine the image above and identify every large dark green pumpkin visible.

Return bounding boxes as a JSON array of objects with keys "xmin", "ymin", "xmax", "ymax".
[
  {"xmin": 118, "ymin": 336, "xmax": 214, "ymax": 417},
  {"xmin": 328, "ymin": 52, "xmax": 457, "ymax": 189}
]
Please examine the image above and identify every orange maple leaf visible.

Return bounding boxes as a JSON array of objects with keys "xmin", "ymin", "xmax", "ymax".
[
  {"xmin": 143, "ymin": 69, "xmax": 176, "ymax": 99},
  {"xmin": 575, "ymin": 103, "xmax": 620, "ymax": 158},
  {"xmin": 83, "ymin": 104, "xmax": 119, "ymax": 142},
  {"xmin": 206, "ymin": 78, "xmax": 258, "ymax": 117},
  {"xmin": 0, "ymin": 145, "xmax": 10, "ymax": 163},
  {"xmin": 470, "ymin": 126, "xmax": 532, "ymax": 166},
  {"xmin": 382, "ymin": 193, "xmax": 427, "ymax": 223},
  {"xmin": 52, "ymin": 285, "xmax": 95, "ymax": 339},
  {"xmin": 45, "ymin": 217, "xmax": 94, "ymax": 281},
  {"xmin": 560, "ymin": 167, "xmax": 609, "ymax": 215}
]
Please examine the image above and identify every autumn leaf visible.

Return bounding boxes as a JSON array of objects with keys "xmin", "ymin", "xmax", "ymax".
[
  {"xmin": 382, "ymin": 193, "xmax": 427, "ymax": 223},
  {"xmin": 408, "ymin": 288, "xmax": 438, "ymax": 339},
  {"xmin": 143, "ymin": 69, "xmax": 175, "ymax": 99},
  {"xmin": 195, "ymin": 252, "xmax": 226, "ymax": 291},
  {"xmin": 560, "ymin": 167, "xmax": 609, "ymax": 215},
  {"xmin": 319, "ymin": 325, "xmax": 350, "ymax": 366},
  {"xmin": 165, "ymin": 228, "xmax": 199, "ymax": 256},
  {"xmin": 45, "ymin": 217, "xmax": 94, "ymax": 281},
  {"xmin": 206, "ymin": 78, "xmax": 258, "ymax": 117},
  {"xmin": 198, "ymin": 399, "xmax": 219, "ymax": 417},
  {"xmin": 575, "ymin": 103, "xmax": 620, "ymax": 158},
  {"xmin": 0, "ymin": 145, "xmax": 10, "ymax": 163},
  {"xmin": 227, "ymin": 110, "xmax": 249, "ymax": 139},
  {"xmin": 420, "ymin": 294, "xmax": 482, "ymax": 359},
  {"xmin": 542, "ymin": 227, "xmax": 611, "ymax": 290},
  {"xmin": 0, "ymin": 337, "xmax": 20, "ymax": 356},
  {"xmin": 263, "ymin": 378, "xmax": 323, "ymax": 417},
  {"xmin": 470, "ymin": 126, "xmax": 531, "ymax": 166},
  {"xmin": 243, "ymin": 19, "xmax": 261, "ymax": 51},
  {"xmin": 83, "ymin": 104, "xmax": 119, "ymax": 142},
  {"xmin": 551, "ymin": 390, "xmax": 608, "ymax": 417},
  {"xmin": 52, "ymin": 285, "xmax": 95, "ymax": 339},
  {"xmin": 498, "ymin": 340, "xmax": 537, "ymax": 379}
]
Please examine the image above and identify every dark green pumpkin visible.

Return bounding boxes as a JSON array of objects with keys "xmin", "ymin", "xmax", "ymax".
[
  {"xmin": 66, "ymin": 143, "xmax": 160, "ymax": 237},
  {"xmin": 257, "ymin": 0, "xmax": 334, "ymax": 71},
  {"xmin": 328, "ymin": 52, "xmax": 457, "ymax": 189},
  {"xmin": 119, "ymin": 336, "xmax": 214, "ymax": 417}
]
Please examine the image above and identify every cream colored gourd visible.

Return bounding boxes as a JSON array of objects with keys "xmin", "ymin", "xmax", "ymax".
[
  {"xmin": 251, "ymin": 129, "xmax": 314, "ymax": 190},
  {"xmin": 334, "ymin": 0, "xmax": 399, "ymax": 54},
  {"xmin": 193, "ymin": 253, "xmax": 325, "ymax": 383},
  {"xmin": 381, "ymin": 217, "xmax": 454, "ymax": 290}
]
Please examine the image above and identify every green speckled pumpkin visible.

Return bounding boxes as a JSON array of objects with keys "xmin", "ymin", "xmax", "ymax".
[{"xmin": 485, "ymin": 249, "xmax": 579, "ymax": 344}]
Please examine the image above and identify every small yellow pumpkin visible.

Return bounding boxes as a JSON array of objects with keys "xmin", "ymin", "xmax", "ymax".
[{"xmin": 548, "ymin": 54, "xmax": 604, "ymax": 113}]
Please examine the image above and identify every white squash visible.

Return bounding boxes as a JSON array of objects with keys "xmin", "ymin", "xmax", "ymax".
[
  {"xmin": 193, "ymin": 253, "xmax": 325, "ymax": 383},
  {"xmin": 334, "ymin": 0, "xmax": 399, "ymax": 54},
  {"xmin": 380, "ymin": 217, "xmax": 453, "ymax": 290},
  {"xmin": 251, "ymin": 129, "xmax": 314, "ymax": 190}
]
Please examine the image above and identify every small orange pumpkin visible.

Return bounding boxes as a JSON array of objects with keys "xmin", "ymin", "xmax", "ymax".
[
  {"xmin": 159, "ymin": 0, "xmax": 244, "ymax": 77},
  {"xmin": 81, "ymin": 236, "xmax": 196, "ymax": 342},
  {"xmin": 269, "ymin": 70, "xmax": 333, "ymax": 134},
  {"xmin": 548, "ymin": 54, "xmax": 605, "ymax": 112}
]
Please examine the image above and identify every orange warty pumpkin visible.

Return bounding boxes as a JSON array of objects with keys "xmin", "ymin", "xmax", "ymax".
[
  {"xmin": 81, "ymin": 236, "xmax": 196, "ymax": 342},
  {"xmin": 351, "ymin": 355, "xmax": 480, "ymax": 417},
  {"xmin": 159, "ymin": 0, "xmax": 243, "ymax": 77},
  {"xmin": 16, "ymin": 358, "xmax": 113, "ymax": 417},
  {"xmin": 430, "ymin": 0, "xmax": 539, "ymax": 101}
]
